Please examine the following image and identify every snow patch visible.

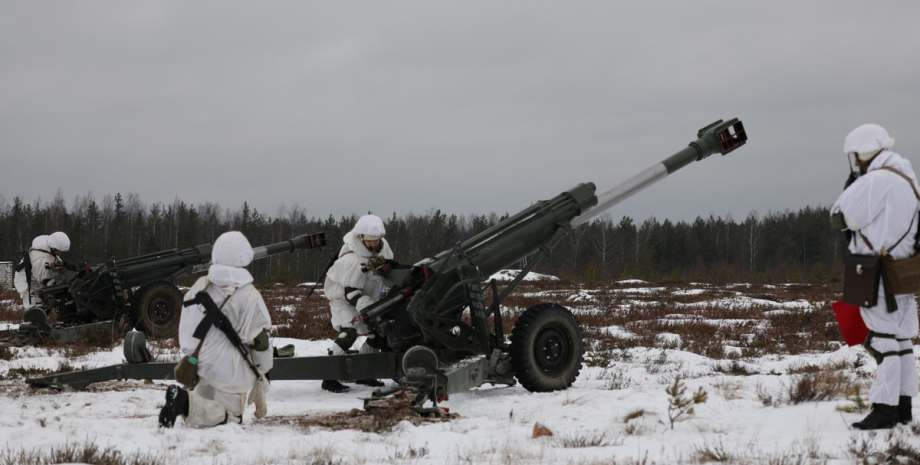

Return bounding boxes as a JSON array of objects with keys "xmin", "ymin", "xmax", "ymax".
[{"xmin": 487, "ymin": 269, "xmax": 559, "ymax": 282}]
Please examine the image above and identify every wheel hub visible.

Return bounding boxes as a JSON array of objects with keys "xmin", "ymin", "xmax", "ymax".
[
  {"xmin": 148, "ymin": 297, "xmax": 175, "ymax": 326},
  {"xmin": 534, "ymin": 325, "xmax": 571, "ymax": 374}
]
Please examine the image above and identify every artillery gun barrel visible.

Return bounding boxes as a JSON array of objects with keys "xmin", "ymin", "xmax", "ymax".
[
  {"xmin": 570, "ymin": 118, "xmax": 746, "ymax": 228},
  {"xmin": 189, "ymin": 233, "xmax": 326, "ymax": 275},
  {"xmin": 253, "ymin": 234, "xmax": 326, "ymax": 260}
]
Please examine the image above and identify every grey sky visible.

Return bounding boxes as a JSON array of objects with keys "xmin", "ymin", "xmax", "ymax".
[{"xmin": 2, "ymin": 2, "xmax": 918, "ymax": 225}]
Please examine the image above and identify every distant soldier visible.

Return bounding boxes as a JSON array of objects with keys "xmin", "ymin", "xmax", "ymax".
[
  {"xmin": 13, "ymin": 231, "xmax": 70, "ymax": 310},
  {"xmin": 320, "ymin": 214, "xmax": 393, "ymax": 393},
  {"xmin": 831, "ymin": 123, "xmax": 919, "ymax": 429},
  {"xmin": 159, "ymin": 231, "xmax": 273, "ymax": 428}
]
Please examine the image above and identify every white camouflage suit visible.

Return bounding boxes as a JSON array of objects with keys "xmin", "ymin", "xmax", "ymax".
[
  {"xmin": 324, "ymin": 223, "xmax": 393, "ymax": 354},
  {"xmin": 177, "ymin": 231, "xmax": 273, "ymax": 427},
  {"xmin": 832, "ymin": 137, "xmax": 920, "ymax": 407},
  {"xmin": 13, "ymin": 233, "xmax": 70, "ymax": 310}
]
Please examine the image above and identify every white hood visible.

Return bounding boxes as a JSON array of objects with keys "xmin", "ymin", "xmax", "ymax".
[{"xmin": 207, "ymin": 231, "xmax": 255, "ymax": 287}]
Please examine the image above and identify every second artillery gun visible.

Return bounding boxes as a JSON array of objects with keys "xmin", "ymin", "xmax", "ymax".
[
  {"xmin": 28, "ymin": 119, "xmax": 746, "ymax": 413},
  {"xmin": 9, "ymin": 233, "xmax": 326, "ymax": 345}
]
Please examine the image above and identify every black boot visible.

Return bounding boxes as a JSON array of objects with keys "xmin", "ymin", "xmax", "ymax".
[
  {"xmin": 322, "ymin": 380, "xmax": 350, "ymax": 393},
  {"xmin": 852, "ymin": 403, "xmax": 899, "ymax": 430},
  {"xmin": 898, "ymin": 396, "xmax": 913, "ymax": 425},
  {"xmin": 355, "ymin": 379, "xmax": 384, "ymax": 387},
  {"xmin": 159, "ymin": 385, "xmax": 189, "ymax": 428}
]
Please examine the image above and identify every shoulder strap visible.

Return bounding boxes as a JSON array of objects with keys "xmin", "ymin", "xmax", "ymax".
[
  {"xmin": 878, "ymin": 166, "xmax": 920, "ymax": 200},
  {"xmin": 872, "ymin": 166, "xmax": 920, "ymax": 254}
]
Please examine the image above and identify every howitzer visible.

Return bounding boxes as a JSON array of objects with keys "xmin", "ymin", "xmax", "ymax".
[
  {"xmin": 28, "ymin": 119, "xmax": 746, "ymax": 414},
  {"xmin": 9, "ymin": 233, "xmax": 326, "ymax": 345}
]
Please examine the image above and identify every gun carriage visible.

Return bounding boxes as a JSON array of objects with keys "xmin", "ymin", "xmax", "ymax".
[
  {"xmin": 28, "ymin": 120, "xmax": 746, "ymax": 414},
  {"xmin": 9, "ymin": 233, "xmax": 326, "ymax": 345}
]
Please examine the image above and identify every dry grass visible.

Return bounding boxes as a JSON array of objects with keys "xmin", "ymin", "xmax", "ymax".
[
  {"xmin": 0, "ymin": 288, "xmax": 22, "ymax": 322},
  {"xmin": 3, "ymin": 279, "xmax": 852, "ymax": 364},
  {"xmin": 259, "ymin": 390, "xmax": 455, "ymax": 434},
  {"xmin": 260, "ymin": 285, "xmax": 340, "ymax": 340},
  {"xmin": 785, "ymin": 361, "xmax": 852, "ymax": 404},
  {"xmin": 0, "ymin": 441, "xmax": 163, "ymax": 465}
]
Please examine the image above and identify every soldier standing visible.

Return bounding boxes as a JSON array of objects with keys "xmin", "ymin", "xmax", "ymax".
[
  {"xmin": 831, "ymin": 123, "xmax": 919, "ymax": 429},
  {"xmin": 13, "ymin": 231, "xmax": 70, "ymax": 310}
]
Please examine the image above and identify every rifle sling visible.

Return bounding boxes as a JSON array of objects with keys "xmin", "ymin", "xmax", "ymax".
[{"xmin": 187, "ymin": 286, "xmax": 263, "ymax": 381}]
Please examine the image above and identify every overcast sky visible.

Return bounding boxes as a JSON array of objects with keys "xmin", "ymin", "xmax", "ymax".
[{"xmin": 2, "ymin": 2, "xmax": 918, "ymax": 225}]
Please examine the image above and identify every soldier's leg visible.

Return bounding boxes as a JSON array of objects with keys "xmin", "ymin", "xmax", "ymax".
[
  {"xmin": 185, "ymin": 384, "xmax": 246, "ymax": 427},
  {"xmin": 324, "ymin": 324, "xmax": 358, "ymax": 393},
  {"xmin": 354, "ymin": 323, "xmax": 385, "ymax": 386},
  {"xmin": 867, "ymin": 335, "xmax": 901, "ymax": 406},
  {"xmin": 329, "ymin": 327, "xmax": 358, "ymax": 355},
  {"xmin": 897, "ymin": 338, "xmax": 917, "ymax": 424}
]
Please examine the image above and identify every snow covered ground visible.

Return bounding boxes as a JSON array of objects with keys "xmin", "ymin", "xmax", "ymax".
[{"xmin": 1, "ymin": 280, "xmax": 918, "ymax": 464}]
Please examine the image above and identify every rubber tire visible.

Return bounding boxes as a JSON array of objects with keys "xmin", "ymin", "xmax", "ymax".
[
  {"xmin": 135, "ymin": 281, "xmax": 183, "ymax": 339},
  {"xmin": 509, "ymin": 303, "xmax": 584, "ymax": 392}
]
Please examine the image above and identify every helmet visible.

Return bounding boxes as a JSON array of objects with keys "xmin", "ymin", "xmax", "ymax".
[
  {"xmin": 353, "ymin": 214, "xmax": 385, "ymax": 241},
  {"xmin": 48, "ymin": 232, "xmax": 70, "ymax": 252},
  {"xmin": 844, "ymin": 124, "xmax": 895, "ymax": 161},
  {"xmin": 211, "ymin": 231, "xmax": 254, "ymax": 267}
]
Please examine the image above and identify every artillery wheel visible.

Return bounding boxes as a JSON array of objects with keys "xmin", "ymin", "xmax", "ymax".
[
  {"xmin": 135, "ymin": 281, "xmax": 183, "ymax": 339},
  {"xmin": 509, "ymin": 303, "xmax": 584, "ymax": 392}
]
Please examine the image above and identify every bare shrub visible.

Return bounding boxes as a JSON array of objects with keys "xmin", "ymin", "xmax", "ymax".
[
  {"xmin": 756, "ymin": 382, "xmax": 782, "ymax": 407},
  {"xmin": 623, "ymin": 408, "xmax": 646, "ymax": 423},
  {"xmin": 0, "ymin": 344, "xmax": 13, "ymax": 360},
  {"xmin": 388, "ymin": 444, "xmax": 429, "ymax": 461},
  {"xmin": 0, "ymin": 288, "xmax": 23, "ymax": 322},
  {"xmin": 0, "ymin": 441, "xmax": 163, "ymax": 465},
  {"xmin": 551, "ymin": 430, "xmax": 623, "ymax": 448},
  {"xmin": 835, "ymin": 384, "xmax": 870, "ymax": 414},
  {"xmin": 712, "ymin": 360, "xmax": 758, "ymax": 376},
  {"xmin": 786, "ymin": 363, "xmax": 851, "ymax": 404},
  {"xmin": 602, "ymin": 368, "xmax": 632, "ymax": 391},
  {"xmin": 848, "ymin": 429, "xmax": 920, "ymax": 464},
  {"xmin": 714, "ymin": 378, "xmax": 745, "ymax": 401},
  {"xmin": 692, "ymin": 440, "xmax": 733, "ymax": 463}
]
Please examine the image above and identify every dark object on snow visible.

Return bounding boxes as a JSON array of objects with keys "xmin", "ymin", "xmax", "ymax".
[
  {"xmin": 852, "ymin": 403, "xmax": 899, "ymax": 430},
  {"xmin": 6, "ymin": 233, "xmax": 326, "ymax": 345},
  {"xmin": 159, "ymin": 385, "xmax": 190, "ymax": 428},
  {"xmin": 898, "ymin": 396, "xmax": 912, "ymax": 424},
  {"xmin": 322, "ymin": 380, "xmax": 350, "ymax": 393}
]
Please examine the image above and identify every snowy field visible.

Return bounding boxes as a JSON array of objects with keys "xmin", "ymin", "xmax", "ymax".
[{"xmin": 1, "ymin": 277, "xmax": 918, "ymax": 465}]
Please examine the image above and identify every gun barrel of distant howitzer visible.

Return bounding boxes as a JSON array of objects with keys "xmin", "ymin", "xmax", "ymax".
[
  {"xmin": 190, "ymin": 232, "xmax": 327, "ymax": 275},
  {"xmin": 570, "ymin": 118, "xmax": 746, "ymax": 228},
  {"xmin": 252, "ymin": 233, "xmax": 327, "ymax": 260}
]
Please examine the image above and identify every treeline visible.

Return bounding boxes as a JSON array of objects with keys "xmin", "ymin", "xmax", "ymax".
[{"xmin": 0, "ymin": 189, "xmax": 845, "ymax": 284}]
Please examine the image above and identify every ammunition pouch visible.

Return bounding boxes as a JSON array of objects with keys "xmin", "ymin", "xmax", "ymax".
[
  {"xmin": 843, "ymin": 254, "xmax": 881, "ymax": 308},
  {"xmin": 881, "ymin": 254, "xmax": 920, "ymax": 295},
  {"xmin": 174, "ymin": 350, "xmax": 201, "ymax": 389}
]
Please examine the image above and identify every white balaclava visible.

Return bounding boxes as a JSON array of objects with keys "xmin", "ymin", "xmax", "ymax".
[
  {"xmin": 844, "ymin": 123, "xmax": 895, "ymax": 161},
  {"xmin": 208, "ymin": 231, "xmax": 255, "ymax": 287},
  {"xmin": 48, "ymin": 232, "xmax": 70, "ymax": 252},
  {"xmin": 352, "ymin": 214, "xmax": 386, "ymax": 241}
]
